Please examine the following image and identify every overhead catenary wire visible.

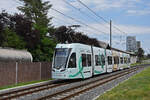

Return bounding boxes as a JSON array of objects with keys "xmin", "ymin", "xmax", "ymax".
[
  {"xmin": 52, "ymin": 15, "xmax": 109, "ymax": 40},
  {"xmin": 76, "ymin": 0, "xmax": 127, "ymax": 35},
  {"xmin": 62, "ymin": 0, "xmax": 110, "ymax": 30},
  {"xmin": 15, "ymin": 0, "xmax": 126, "ymax": 37},
  {"xmin": 76, "ymin": 0, "xmax": 127, "ymax": 48},
  {"xmin": 15, "ymin": 0, "xmax": 109, "ymax": 40},
  {"xmin": 50, "ymin": 15, "xmax": 76, "ymax": 26},
  {"xmin": 77, "ymin": 26, "xmax": 109, "ymax": 40},
  {"xmin": 76, "ymin": 0, "xmax": 108, "ymax": 23},
  {"xmin": 15, "ymin": 0, "xmax": 124, "ymax": 46},
  {"xmin": 50, "ymin": 8, "xmax": 108, "ymax": 35}
]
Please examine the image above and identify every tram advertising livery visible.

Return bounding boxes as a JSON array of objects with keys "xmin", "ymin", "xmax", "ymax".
[{"xmin": 52, "ymin": 43, "xmax": 133, "ymax": 79}]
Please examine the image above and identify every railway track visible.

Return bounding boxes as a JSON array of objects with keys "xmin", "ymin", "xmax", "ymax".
[
  {"xmin": 0, "ymin": 65, "xmax": 147, "ymax": 100},
  {"xmin": 37, "ymin": 67, "xmax": 140, "ymax": 100},
  {"xmin": 0, "ymin": 80, "xmax": 69, "ymax": 100}
]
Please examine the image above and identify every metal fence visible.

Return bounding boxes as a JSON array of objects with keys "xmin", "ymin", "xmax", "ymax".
[{"xmin": 0, "ymin": 62, "xmax": 52, "ymax": 87}]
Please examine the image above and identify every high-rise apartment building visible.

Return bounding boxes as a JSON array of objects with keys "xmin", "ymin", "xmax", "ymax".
[{"xmin": 126, "ymin": 36, "xmax": 137, "ymax": 52}]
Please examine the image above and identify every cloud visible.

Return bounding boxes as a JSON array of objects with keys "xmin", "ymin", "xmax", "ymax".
[
  {"xmin": 45, "ymin": 0, "xmax": 79, "ymax": 27},
  {"xmin": 47, "ymin": 0, "xmax": 69, "ymax": 12},
  {"xmin": 127, "ymin": 9, "xmax": 150, "ymax": 16},
  {"xmin": 0, "ymin": 0, "xmax": 21, "ymax": 14},
  {"xmin": 1, "ymin": 0, "xmax": 149, "ymax": 36},
  {"xmin": 80, "ymin": 0, "xmax": 141, "ymax": 11},
  {"xmin": 76, "ymin": 22, "xmax": 150, "ymax": 36},
  {"xmin": 114, "ymin": 24, "xmax": 150, "ymax": 35}
]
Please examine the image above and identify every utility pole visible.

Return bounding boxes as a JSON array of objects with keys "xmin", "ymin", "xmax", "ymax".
[{"xmin": 110, "ymin": 20, "xmax": 112, "ymax": 48}]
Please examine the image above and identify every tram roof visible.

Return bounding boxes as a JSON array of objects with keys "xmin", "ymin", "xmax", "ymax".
[{"xmin": 97, "ymin": 41, "xmax": 136, "ymax": 56}]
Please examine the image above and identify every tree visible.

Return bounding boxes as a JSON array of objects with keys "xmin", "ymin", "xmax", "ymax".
[
  {"xmin": 18, "ymin": 0, "xmax": 52, "ymax": 36},
  {"xmin": 0, "ymin": 11, "xmax": 26, "ymax": 49},
  {"xmin": 54, "ymin": 26, "xmax": 100, "ymax": 47},
  {"xmin": 2, "ymin": 28, "xmax": 26, "ymax": 49},
  {"xmin": 136, "ymin": 48, "xmax": 144, "ymax": 62},
  {"xmin": 18, "ymin": 0, "xmax": 56, "ymax": 61},
  {"xmin": 0, "ymin": 10, "xmax": 9, "ymax": 45},
  {"xmin": 147, "ymin": 54, "xmax": 150, "ymax": 59},
  {"xmin": 10, "ymin": 13, "xmax": 40, "ymax": 48}
]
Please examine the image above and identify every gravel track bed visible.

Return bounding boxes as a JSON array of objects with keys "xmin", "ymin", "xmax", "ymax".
[
  {"xmin": 71, "ymin": 66, "xmax": 148, "ymax": 100},
  {"xmin": 16, "ymin": 69, "xmax": 128, "ymax": 100},
  {"xmin": 14, "ymin": 65, "xmax": 149, "ymax": 100}
]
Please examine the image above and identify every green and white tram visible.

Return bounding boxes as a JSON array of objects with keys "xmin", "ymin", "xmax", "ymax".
[{"xmin": 52, "ymin": 43, "xmax": 132, "ymax": 79}]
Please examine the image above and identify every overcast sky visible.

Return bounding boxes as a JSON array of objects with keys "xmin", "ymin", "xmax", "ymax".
[{"xmin": 0, "ymin": 0, "xmax": 150, "ymax": 54}]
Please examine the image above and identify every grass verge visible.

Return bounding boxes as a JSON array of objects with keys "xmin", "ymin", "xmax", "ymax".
[
  {"xmin": 97, "ymin": 66, "xmax": 150, "ymax": 100},
  {"xmin": 130, "ymin": 62, "xmax": 150, "ymax": 67},
  {"xmin": 0, "ymin": 79, "xmax": 52, "ymax": 90}
]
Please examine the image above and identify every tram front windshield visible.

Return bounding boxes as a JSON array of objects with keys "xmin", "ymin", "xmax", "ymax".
[{"xmin": 53, "ymin": 48, "xmax": 71, "ymax": 69}]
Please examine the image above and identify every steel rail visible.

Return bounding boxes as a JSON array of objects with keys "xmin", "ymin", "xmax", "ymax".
[
  {"xmin": 59, "ymin": 68, "xmax": 138, "ymax": 100},
  {"xmin": 0, "ymin": 82, "xmax": 68, "ymax": 100},
  {"xmin": 37, "ymin": 67, "xmax": 139, "ymax": 100}
]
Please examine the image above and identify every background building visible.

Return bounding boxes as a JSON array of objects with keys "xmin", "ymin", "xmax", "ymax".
[{"xmin": 126, "ymin": 36, "xmax": 137, "ymax": 52}]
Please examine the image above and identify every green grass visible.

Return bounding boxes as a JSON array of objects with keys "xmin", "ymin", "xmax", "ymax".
[
  {"xmin": 130, "ymin": 62, "xmax": 150, "ymax": 67},
  {"xmin": 0, "ymin": 79, "xmax": 52, "ymax": 90},
  {"xmin": 130, "ymin": 62, "xmax": 141, "ymax": 66},
  {"xmin": 97, "ymin": 66, "xmax": 150, "ymax": 100}
]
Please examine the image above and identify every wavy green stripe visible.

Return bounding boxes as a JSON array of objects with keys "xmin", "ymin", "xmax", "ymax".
[
  {"xmin": 94, "ymin": 70, "xmax": 103, "ymax": 74},
  {"xmin": 69, "ymin": 57, "xmax": 84, "ymax": 79},
  {"xmin": 94, "ymin": 49, "xmax": 106, "ymax": 73}
]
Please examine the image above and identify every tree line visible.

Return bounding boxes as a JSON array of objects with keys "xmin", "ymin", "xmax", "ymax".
[
  {"xmin": 0, "ymin": 0, "xmax": 104, "ymax": 62},
  {"xmin": 0, "ymin": 0, "xmax": 146, "ymax": 62}
]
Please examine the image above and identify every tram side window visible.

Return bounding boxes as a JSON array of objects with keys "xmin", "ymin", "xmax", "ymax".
[
  {"xmin": 108, "ymin": 56, "xmax": 112, "ymax": 65},
  {"xmin": 95, "ymin": 55, "xmax": 98, "ymax": 66},
  {"xmin": 114, "ymin": 56, "xmax": 119, "ymax": 64},
  {"xmin": 124, "ymin": 57, "xmax": 127, "ymax": 64},
  {"xmin": 68, "ymin": 53, "xmax": 76, "ymax": 68},
  {"xmin": 128, "ymin": 58, "xmax": 130, "ymax": 63},
  {"xmin": 87, "ymin": 54, "xmax": 91, "ymax": 67},
  {"xmin": 117, "ymin": 57, "xmax": 119, "ymax": 64},
  {"xmin": 120, "ymin": 57, "xmax": 124, "ymax": 64},
  {"xmin": 124, "ymin": 58, "xmax": 125, "ymax": 64},
  {"xmin": 126, "ymin": 58, "xmax": 128, "ymax": 64},
  {"xmin": 114, "ymin": 57, "xmax": 117, "ymax": 64},
  {"xmin": 102, "ymin": 55, "xmax": 105, "ymax": 65},
  {"xmin": 82, "ymin": 54, "xmax": 87, "ymax": 67},
  {"xmin": 95, "ymin": 55, "xmax": 100, "ymax": 66}
]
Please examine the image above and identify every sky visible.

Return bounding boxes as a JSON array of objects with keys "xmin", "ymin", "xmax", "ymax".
[{"xmin": 0, "ymin": 0, "xmax": 150, "ymax": 54}]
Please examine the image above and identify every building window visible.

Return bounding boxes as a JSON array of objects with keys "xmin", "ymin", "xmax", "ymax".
[{"xmin": 68, "ymin": 53, "xmax": 76, "ymax": 68}]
